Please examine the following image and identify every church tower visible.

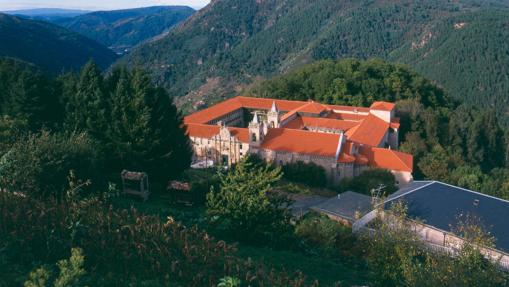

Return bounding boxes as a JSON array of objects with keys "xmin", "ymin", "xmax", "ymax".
[
  {"xmin": 267, "ymin": 101, "xmax": 280, "ymax": 128},
  {"xmin": 249, "ymin": 112, "xmax": 264, "ymax": 147}
]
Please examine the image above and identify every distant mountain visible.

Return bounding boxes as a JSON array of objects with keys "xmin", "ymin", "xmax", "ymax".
[
  {"xmin": 0, "ymin": 13, "xmax": 117, "ymax": 73},
  {"xmin": 5, "ymin": 8, "xmax": 91, "ymax": 21},
  {"xmin": 53, "ymin": 6, "xmax": 195, "ymax": 54},
  {"xmin": 119, "ymin": 0, "xmax": 509, "ymax": 119}
]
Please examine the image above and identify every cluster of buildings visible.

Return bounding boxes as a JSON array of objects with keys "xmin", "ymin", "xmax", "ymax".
[{"xmin": 184, "ymin": 96, "xmax": 413, "ymax": 186}]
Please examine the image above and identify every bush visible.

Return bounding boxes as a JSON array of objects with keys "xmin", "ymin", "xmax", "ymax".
[
  {"xmin": 282, "ymin": 161, "xmax": 327, "ymax": 188},
  {"xmin": 339, "ymin": 168, "xmax": 397, "ymax": 196},
  {"xmin": 206, "ymin": 157, "xmax": 293, "ymax": 245},
  {"xmin": 180, "ymin": 169, "xmax": 221, "ymax": 205},
  {"xmin": 0, "ymin": 131, "xmax": 102, "ymax": 199},
  {"xmin": 0, "ymin": 191, "xmax": 311, "ymax": 287},
  {"xmin": 295, "ymin": 213, "xmax": 357, "ymax": 256}
]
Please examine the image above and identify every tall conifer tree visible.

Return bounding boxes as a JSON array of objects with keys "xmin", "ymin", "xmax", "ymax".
[
  {"xmin": 107, "ymin": 68, "xmax": 191, "ymax": 180},
  {"xmin": 65, "ymin": 61, "xmax": 107, "ymax": 138}
]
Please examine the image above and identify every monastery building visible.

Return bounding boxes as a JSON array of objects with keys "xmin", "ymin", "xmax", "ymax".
[{"xmin": 184, "ymin": 96, "xmax": 413, "ymax": 186}]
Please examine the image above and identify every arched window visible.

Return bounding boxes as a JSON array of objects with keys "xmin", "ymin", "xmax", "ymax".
[{"xmin": 251, "ymin": 133, "xmax": 257, "ymax": 142}]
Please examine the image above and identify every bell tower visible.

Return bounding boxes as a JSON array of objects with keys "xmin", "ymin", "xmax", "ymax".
[
  {"xmin": 249, "ymin": 112, "xmax": 264, "ymax": 147},
  {"xmin": 267, "ymin": 101, "xmax": 280, "ymax": 128}
]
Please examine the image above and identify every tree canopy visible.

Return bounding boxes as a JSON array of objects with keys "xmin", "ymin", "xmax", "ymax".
[{"xmin": 206, "ymin": 156, "xmax": 293, "ymax": 244}]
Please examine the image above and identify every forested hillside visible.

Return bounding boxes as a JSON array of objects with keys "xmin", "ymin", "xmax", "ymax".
[
  {"xmin": 389, "ymin": 9, "xmax": 509, "ymax": 118},
  {"xmin": 120, "ymin": 0, "xmax": 509, "ymax": 119},
  {"xmin": 53, "ymin": 6, "xmax": 195, "ymax": 54},
  {"xmin": 0, "ymin": 14, "xmax": 117, "ymax": 72}
]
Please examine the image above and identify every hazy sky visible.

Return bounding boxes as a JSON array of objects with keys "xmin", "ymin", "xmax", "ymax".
[{"xmin": 0, "ymin": 0, "xmax": 211, "ymax": 11}]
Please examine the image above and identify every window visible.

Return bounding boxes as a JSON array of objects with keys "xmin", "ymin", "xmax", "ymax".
[
  {"xmin": 251, "ymin": 133, "xmax": 257, "ymax": 142},
  {"xmin": 222, "ymin": 155, "xmax": 229, "ymax": 165},
  {"xmin": 239, "ymin": 144, "xmax": 243, "ymax": 149}
]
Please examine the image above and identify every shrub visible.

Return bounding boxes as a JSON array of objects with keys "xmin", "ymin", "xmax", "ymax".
[
  {"xmin": 206, "ymin": 157, "xmax": 293, "ymax": 245},
  {"xmin": 339, "ymin": 168, "xmax": 397, "ymax": 196},
  {"xmin": 282, "ymin": 161, "xmax": 327, "ymax": 188},
  {"xmin": 24, "ymin": 248, "xmax": 87, "ymax": 287},
  {"xmin": 0, "ymin": 131, "xmax": 102, "ymax": 199},
  {"xmin": 0, "ymin": 191, "xmax": 311, "ymax": 287},
  {"xmin": 295, "ymin": 213, "xmax": 357, "ymax": 255}
]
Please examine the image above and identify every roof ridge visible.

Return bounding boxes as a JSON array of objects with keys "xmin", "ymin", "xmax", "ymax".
[
  {"xmin": 386, "ymin": 148, "xmax": 412, "ymax": 171},
  {"xmin": 383, "ymin": 180, "xmax": 509, "ymax": 206},
  {"xmin": 237, "ymin": 95, "xmax": 310, "ymax": 105},
  {"xmin": 274, "ymin": 127, "xmax": 340, "ymax": 137},
  {"xmin": 434, "ymin": 181, "xmax": 509, "ymax": 204},
  {"xmin": 380, "ymin": 181, "xmax": 436, "ymax": 206}
]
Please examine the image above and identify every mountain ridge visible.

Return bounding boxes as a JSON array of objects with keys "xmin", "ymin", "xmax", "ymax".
[
  {"xmin": 52, "ymin": 6, "xmax": 195, "ymax": 54},
  {"xmin": 0, "ymin": 13, "xmax": 117, "ymax": 73},
  {"xmin": 4, "ymin": 8, "xmax": 91, "ymax": 21}
]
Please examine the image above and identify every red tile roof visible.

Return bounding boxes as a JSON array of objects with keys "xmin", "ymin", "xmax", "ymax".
[
  {"xmin": 370, "ymin": 101, "xmax": 396, "ymax": 111},
  {"xmin": 355, "ymin": 154, "xmax": 369, "ymax": 165},
  {"xmin": 261, "ymin": 128, "xmax": 340, "ymax": 158},
  {"xmin": 326, "ymin": 104, "xmax": 370, "ymax": 113},
  {"xmin": 237, "ymin": 96, "xmax": 305, "ymax": 111},
  {"xmin": 285, "ymin": 116, "xmax": 360, "ymax": 131},
  {"xmin": 185, "ymin": 96, "xmax": 316, "ymax": 125},
  {"xmin": 283, "ymin": 116, "xmax": 305, "ymax": 129},
  {"xmin": 186, "ymin": 123, "xmax": 250, "ymax": 143},
  {"xmin": 296, "ymin": 101, "xmax": 328, "ymax": 114},
  {"xmin": 360, "ymin": 146, "xmax": 413, "ymax": 172},
  {"xmin": 280, "ymin": 106, "xmax": 301, "ymax": 122},
  {"xmin": 228, "ymin": 127, "xmax": 250, "ymax": 143},
  {"xmin": 184, "ymin": 97, "xmax": 243, "ymax": 124},
  {"xmin": 186, "ymin": 123, "xmax": 220, "ymax": 138},
  {"xmin": 337, "ymin": 152, "xmax": 356, "ymax": 163},
  {"xmin": 327, "ymin": 112, "xmax": 367, "ymax": 122},
  {"xmin": 346, "ymin": 114, "xmax": 389, "ymax": 147}
]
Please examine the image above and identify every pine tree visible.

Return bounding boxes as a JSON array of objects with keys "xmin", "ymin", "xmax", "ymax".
[
  {"xmin": 206, "ymin": 156, "xmax": 292, "ymax": 243},
  {"xmin": 0, "ymin": 59, "xmax": 60, "ymax": 130},
  {"xmin": 467, "ymin": 111, "xmax": 505, "ymax": 171},
  {"xmin": 107, "ymin": 67, "xmax": 135, "ymax": 167},
  {"xmin": 106, "ymin": 68, "xmax": 192, "ymax": 180},
  {"xmin": 65, "ymin": 61, "xmax": 107, "ymax": 138}
]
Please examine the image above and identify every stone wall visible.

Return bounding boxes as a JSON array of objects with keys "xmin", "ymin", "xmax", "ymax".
[{"xmin": 253, "ymin": 148, "xmax": 354, "ymax": 184}]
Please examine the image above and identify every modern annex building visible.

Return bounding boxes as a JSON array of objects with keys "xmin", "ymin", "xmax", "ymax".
[{"xmin": 184, "ymin": 96, "xmax": 413, "ymax": 185}]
